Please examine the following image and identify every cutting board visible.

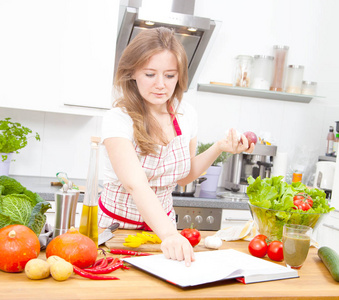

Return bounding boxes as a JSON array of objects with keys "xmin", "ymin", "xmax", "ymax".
[{"xmin": 104, "ymin": 231, "xmax": 213, "ymax": 252}]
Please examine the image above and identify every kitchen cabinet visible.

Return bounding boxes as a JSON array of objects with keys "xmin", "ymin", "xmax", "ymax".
[
  {"xmin": 314, "ymin": 210, "xmax": 339, "ymax": 253},
  {"xmin": 197, "ymin": 83, "xmax": 324, "ymax": 103},
  {"xmin": 0, "ymin": 0, "xmax": 118, "ymax": 116}
]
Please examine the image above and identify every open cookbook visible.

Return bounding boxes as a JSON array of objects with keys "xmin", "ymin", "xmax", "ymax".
[{"xmin": 123, "ymin": 249, "xmax": 299, "ymax": 288}]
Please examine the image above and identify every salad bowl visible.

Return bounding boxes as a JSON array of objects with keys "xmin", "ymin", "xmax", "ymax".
[
  {"xmin": 246, "ymin": 175, "xmax": 334, "ymax": 241},
  {"xmin": 249, "ymin": 203, "xmax": 325, "ymax": 241}
]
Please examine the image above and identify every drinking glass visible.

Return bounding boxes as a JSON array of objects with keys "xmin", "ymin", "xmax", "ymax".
[{"xmin": 282, "ymin": 224, "xmax": 313, "ymax": 269}]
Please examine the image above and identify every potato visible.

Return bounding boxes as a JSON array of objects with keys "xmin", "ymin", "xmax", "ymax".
[
  {"xmin": 25, "ymin": 258, "xmax": 50, "ymax": 280},
  {"xmin": 50, "ymin": 260, "xmax": 73, "ymax": 281},
  {"xmin": 47, "ymin": 255, "xmax": 66, "ymax": 266}
]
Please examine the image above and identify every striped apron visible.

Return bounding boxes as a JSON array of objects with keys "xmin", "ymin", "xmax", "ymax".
[{"xmin": 98, "ymin": 113, "xmax": 191, "ymax": 230}]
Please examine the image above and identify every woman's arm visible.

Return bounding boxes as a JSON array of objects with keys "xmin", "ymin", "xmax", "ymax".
[
  {"xmin": 177, "ymin": 129, "xmax": 255, "ymax": 186},
  {"xmin": 104, "ymin": 137, "xmax": 194, "ymax": 266}
]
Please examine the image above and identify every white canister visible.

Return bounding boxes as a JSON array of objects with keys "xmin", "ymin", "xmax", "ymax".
[
  {"xmin": 251, "ymin": 55, "xmax": 274, "ymax": 90},
  {"xmin": 285, "ymin": 65, "xmax": 304, "ymax": 94},
  {"xmin": 313, "ymin": 161, "xmax": 336, "ymax": 191},
  {"xmin": 301, "ymin": 81, "xmax": 317, "ymax": 95}
]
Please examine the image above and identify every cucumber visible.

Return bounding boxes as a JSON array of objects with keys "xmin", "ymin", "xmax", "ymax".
[{"xmin": 318, "ymin": 246, "xmax": 339, "ymax": 282}]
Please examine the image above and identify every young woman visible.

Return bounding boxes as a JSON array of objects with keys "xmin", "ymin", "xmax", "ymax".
[{"xmin": 98, "ymin": 27, "xmax": 254, "ymax": 266}]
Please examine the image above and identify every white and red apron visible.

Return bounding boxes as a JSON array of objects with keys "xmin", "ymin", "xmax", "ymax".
[{"xmin": 98, "ymin": 112, "xmax": 191, "ymax": 230}]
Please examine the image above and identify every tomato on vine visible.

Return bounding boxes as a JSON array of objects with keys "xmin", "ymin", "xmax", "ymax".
[{"xmin": 293, "ymin": 193, "xmax": 313, "ymax": 211}]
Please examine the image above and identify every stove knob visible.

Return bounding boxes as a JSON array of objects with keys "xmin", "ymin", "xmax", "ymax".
[
  {"xmin": 206, "ymin": 216, "xmax": 214, "ymax": 224},
  {"xmin": 195, "ymin": 215, "xmax": 203, "ymax": 224},
  {"xmin": 183, "ymin": 215, "xmax": 191, "ymax": 223}
]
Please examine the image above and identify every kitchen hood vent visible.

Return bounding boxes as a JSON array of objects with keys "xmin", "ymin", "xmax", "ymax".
[{"xmin": 114, "ymin": 0, "xmax": 216, "ymax": 88}]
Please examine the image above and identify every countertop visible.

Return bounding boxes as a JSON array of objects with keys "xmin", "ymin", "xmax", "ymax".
[
  {"xmin": 0, "ymin": 229, "xmax": 338, "ymax": 300},
  {"xmin": 12, "ymin": 175, "xmax": 249, "ymax": 210}
]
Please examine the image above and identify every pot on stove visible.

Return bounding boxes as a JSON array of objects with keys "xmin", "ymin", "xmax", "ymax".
[{"xmin": 173, "ymin": 177, "xmax": 207, "ymax": 197}]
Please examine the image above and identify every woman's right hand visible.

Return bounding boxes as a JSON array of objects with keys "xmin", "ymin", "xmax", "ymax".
[{"xmin": 160, "ymin": 232, "xmax": 195, "ymax": 267}]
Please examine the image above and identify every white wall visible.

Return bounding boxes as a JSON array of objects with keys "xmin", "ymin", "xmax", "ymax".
[{"xmin": 1, "ymin": 0, "xmax": 338, "ymax": 186}]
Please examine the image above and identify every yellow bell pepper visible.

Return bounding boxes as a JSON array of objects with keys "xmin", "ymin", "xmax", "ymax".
[{"xmin": 123, "ymin": 232, "xmax": 162, "ymax": 248}]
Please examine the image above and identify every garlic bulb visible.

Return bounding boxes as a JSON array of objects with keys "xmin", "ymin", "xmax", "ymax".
[{"xmin": 204, "ymin": 235, "xmax": 223, "ymax": 249}]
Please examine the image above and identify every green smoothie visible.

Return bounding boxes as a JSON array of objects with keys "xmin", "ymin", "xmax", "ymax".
[{"xmin": 283, "ymin": 232, "xmax": 311, "ymax": 269}]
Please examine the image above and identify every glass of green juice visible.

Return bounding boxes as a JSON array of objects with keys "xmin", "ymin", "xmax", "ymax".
[{"xmin": 282, "ymin": 224, "xmax": 313, "ymax": 269}]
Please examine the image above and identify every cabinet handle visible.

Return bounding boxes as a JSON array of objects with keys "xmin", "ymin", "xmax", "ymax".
[
  {"xmin": 64, "ymin": 103, "xmax": 111, "ymax": 110},
  {"xmin": 323, "ymin": 224, "xmax": 339, "ymax": 232},
  {"xmin": 224, "ymin": 217, "xmax": 250, "ymax": 221}
]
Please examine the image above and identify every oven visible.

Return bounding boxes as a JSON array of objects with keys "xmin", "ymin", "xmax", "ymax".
[{"xmin": 173, "ymin": 190, "xmax": 252, "ymax": 231}]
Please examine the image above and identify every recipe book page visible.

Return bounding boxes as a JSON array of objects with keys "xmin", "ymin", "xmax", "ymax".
[{"xmin": 123, "ymin": 249, "xmax": 298, "ymax": 287}]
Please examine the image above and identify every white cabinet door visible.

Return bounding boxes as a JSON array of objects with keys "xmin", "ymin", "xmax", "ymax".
[
  {"xmin": 0, "ymin": 0, "xmax": 118, "ymax": 115},
  {"xmin": 313, "ymin": 210, "xmax": 339, "ymax": 252},
  {"xmin": 61, "ymin": 0, "xmax": 119, "ymax": 111},
  {"xmin": 0, "ymin": 0, "xmax": 63, "ymax": 112}
]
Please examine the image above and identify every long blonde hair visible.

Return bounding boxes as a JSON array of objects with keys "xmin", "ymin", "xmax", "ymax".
[{"xmin": 114, "ymin": 27, "xmax": 188, "ymax": 155}]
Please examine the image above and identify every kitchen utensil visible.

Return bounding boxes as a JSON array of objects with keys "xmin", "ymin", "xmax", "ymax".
[
  {"xmin": 172, "ymin": 177, "xmax": 207, "ymax": 197},
  {"xmin": 53, "ymin": 183, "xmax": 80, "ymax": 238},
  {"xmin": 98, "ymin": 222, "xmax": 120, "ymax": 245},
  {"xmin": 56, "ymin": 172, "xmax": 80, "ymax": 190}
]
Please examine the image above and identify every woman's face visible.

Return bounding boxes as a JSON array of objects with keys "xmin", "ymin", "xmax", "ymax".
[{"xmin": 132, "ymin": 50, "xmax": 179, "ymax": 110}]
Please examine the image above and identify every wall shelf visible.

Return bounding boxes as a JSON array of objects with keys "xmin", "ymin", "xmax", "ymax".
[{"xmin": 197, "ymin": 83, "xmax": 323, "ymax": 103}]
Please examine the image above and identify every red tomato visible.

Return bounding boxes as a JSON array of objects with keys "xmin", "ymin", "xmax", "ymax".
[
  {"xmin": 180, "ymin": 227, "xmax": 201, "ymax": 247},
  {"xmin": 248, "ymin": 237, "xmax": 268, "ymax": 258},
  {"xmin": 293, "ymin": 193, "xmax": 313, "ymax": 211},
  {"xmin": 253, "ymin": 234, "xmax": 268, "ymax": 242},
  {"xmin": 267, "ymin": 241, "xmax": 284, "ymax": 261}
]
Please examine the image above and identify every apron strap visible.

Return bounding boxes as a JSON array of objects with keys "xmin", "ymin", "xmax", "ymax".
[
  {"xmin": 170, "ymin": 107, "xmax": 182, "ymax": 136},
  {"xmin": 99, "ymin": 197, "xmax": 171, "ymax": 231}
]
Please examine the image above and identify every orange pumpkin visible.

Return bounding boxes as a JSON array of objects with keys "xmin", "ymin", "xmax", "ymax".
[
  {"xmin": 46, "ymin": 227, "xmax": 97, "ymax": 268},
  {"xmin": 0, "ymin": 225, "xmax": 40, "ymax": 273}
]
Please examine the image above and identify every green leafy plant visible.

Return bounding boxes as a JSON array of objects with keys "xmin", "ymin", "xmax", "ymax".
[
  {"xmin": 0, "ymin": 118, "xmax": 40, "ymax": 162},
  {"xmin": 0, "ymin": 176, "xmax": 51, "ymax": 236},
  {"xmin": 196, "ymin": 142, "xmax": 231, "ymax": 166}
]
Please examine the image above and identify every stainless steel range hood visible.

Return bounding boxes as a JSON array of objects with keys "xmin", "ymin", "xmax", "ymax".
[{"xmin": 114, "ymin": 0, "xmax": 216, "ymax": 88}]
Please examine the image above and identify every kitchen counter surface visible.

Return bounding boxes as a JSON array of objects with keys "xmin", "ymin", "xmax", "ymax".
[
  {"xmin": 12, "ymin": 175, "xmax": 249, "ymax": 210},
  {"xmin": 0, "ymin": 229, "xmax": 338, "ymax": 300}
]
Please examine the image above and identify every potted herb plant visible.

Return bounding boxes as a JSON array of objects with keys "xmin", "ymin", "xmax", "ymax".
[
  {"xmin": 196, "ymin": 142, "xmax": 231, "ymax": 193},
  {"xmin": 0, "ymin": 118, "xmax": 40, "ymax": 175}
]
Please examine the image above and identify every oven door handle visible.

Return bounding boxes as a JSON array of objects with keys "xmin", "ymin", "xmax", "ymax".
[{"xmin": 224, "ymin": 217, "xmax": 251, "ymax": 222}]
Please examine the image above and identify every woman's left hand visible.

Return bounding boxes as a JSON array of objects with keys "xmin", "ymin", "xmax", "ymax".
[{"xmin": 218, "ymin": 128, "xmax": 255, "ymax": 154}]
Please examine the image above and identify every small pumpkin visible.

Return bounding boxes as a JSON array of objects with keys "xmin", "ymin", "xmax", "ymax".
[
  {"xmin": 0, "ymin": 225, "xmax": 40, "ymax": 273},
  {"xmin": 46, "ymin": 227, "xmax": 97, "ymax": 268}
]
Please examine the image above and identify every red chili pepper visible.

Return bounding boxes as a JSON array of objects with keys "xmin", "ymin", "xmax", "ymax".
[
  {"xmin": 83, "ymin": 259, "xmax": 125, "ymax": 274},
  {"xmin": 91, "ymin": 257, "xmax": 114, "ymax": 269},
  {"xmin": 109, "ymin": 248, "xmax": 152, "ymax": 256},
  {"xmin": 73, "ymin": 266, "xmax": 119, "ymax": 280},
  {"xmin": 92, "ymin": 258, "xmax": 104, "ymax": 268}
]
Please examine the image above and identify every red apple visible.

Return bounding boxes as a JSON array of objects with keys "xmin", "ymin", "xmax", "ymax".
[{"xmin": 243, "ymin": 131, "xmax": 257, "ymax": 147}]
